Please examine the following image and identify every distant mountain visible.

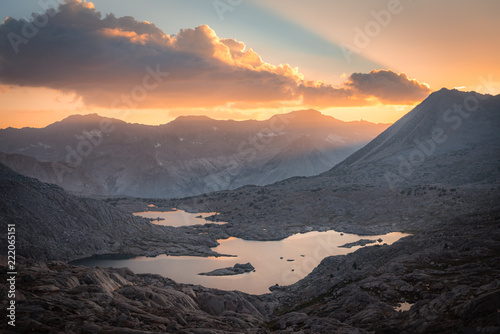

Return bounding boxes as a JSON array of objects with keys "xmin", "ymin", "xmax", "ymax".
[{"xmin": 0, "ymin": 110, "xmax": 389, "ymax": 198}]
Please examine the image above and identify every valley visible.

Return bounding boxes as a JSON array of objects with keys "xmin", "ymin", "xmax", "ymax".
[
  {"xmin": 1, "ymin": 0, "xmax": 499, "ymax": 331},
  {"xmin": 0, "ymin": 89, "xmax": 499, "ymax": 333}
]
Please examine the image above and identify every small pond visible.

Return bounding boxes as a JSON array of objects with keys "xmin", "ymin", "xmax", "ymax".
[{"xmin": 133, "ymin": 209, "xmax": 224, "ymax": 227}]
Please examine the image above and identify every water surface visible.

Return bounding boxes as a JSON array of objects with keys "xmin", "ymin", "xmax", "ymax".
[
  {"xmin": 74, "ymin": 228, "xmax": 409, "ymax": 294},
  {"xmin": 133, "ymin": 209, "xmax": 223, "ymax": 227}
]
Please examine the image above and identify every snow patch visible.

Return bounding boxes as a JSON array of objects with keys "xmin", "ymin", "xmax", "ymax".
[
  {"xmin": 257, "ymin": 132, "xmax": 278, "ymax": 138},
  {"xmin": 325, "ymin": 134, "xmax": 346, "ymax": 144},
  {"xmin": 83, "ymin": 129, "xmax": 102, "ymax": 138},
  {"xmin": 75, "ymin": 129, "xmax": 102, "ymax": 141},
  {"xmin": 29, "ymin": 142, "xmax": 52, "ymax": 149}
]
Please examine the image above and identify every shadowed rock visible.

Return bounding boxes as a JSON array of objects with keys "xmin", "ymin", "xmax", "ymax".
[
  {"xmin": 339, "ymin": 239, "xmax": 377, "ymax": 248},
  {"xmin": 199, "ymin": 262, "xmax": 255, "ymax": 276}
]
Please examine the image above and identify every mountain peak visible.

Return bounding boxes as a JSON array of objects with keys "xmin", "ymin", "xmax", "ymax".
[
  {"xmin": 172, "ymin": 115, "xmax": 215, "ymax": 123},
  {"xmin": 426, "ymin": 87, "xmax": 492, "ymax": 101},
  {"xmin": 328, "ymin": 88, "xmax": 500, "ymax": 187},
  {"xmin": 286, "ymin": 109, "xmax": 328, "ymax": 120},
  {"xmin": 60, "ymin": 113, "xmax": 103, "ymax": 122},
  {"xmin": 272, "ymin": 109, "xmax": 342, "ymax": 126},
  {"xmin": 46, "ymin": 113, "xmax": 127, "ymax": 130},
  {"xmin": 288, "ymin": 109, "xmax": 323, "ymax": 117},
  {"xmin": 411, "ymin": 88, "xmax": 495, "ymax": 122}
]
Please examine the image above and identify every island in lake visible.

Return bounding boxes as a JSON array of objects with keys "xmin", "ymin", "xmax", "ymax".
[{"xmin": 199, "ymin": 263, "xmax": 255, "ymax": 276}]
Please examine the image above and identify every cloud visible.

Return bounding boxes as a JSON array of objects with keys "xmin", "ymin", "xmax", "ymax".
[
  {"xmin": 0, "ymin": 0, "xmax": 430, "ymax": 110},
  {"xmin": 345, "ymin": 70, "xmax": 431, "ymax": 104}
]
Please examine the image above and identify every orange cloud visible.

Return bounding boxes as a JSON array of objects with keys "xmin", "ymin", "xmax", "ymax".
[
  {"xmin": 0, "ymin": 0, "xmax": 430, "ymax": 112},
  {"xmin": 99, "ymin": 28, "xmax": 152, "ymax": 44}
]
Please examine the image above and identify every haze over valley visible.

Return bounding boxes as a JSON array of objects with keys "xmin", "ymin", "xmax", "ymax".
[{"xmin": 0, "ymin": 110, "xmax": 389, "ymax": 198}]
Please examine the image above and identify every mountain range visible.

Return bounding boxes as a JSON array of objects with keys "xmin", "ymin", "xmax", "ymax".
[
  {"xmin": 0, "ymin": 110, "xmax": 389, "ymax": 198},
  {"xmin": 0, "ymin": 88, "xmax": 499, "ymax": 333},
  {"xmin": 170, "ymin": 89, "xmax": 500, "ymax": 238}
]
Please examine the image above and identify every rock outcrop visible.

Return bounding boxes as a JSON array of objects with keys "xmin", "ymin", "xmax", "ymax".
[
  {"xmin": 200, "ymin": 263, "xmax": 255, "ymax": 276},
  {"xmin": 338, "ymin": 239, "xmax": 377, "ymax": 248}
]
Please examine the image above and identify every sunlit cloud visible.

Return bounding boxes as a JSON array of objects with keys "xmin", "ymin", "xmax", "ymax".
[{"xmin": 0, "ymin": 0, "xmax": 430, "ymax": 115}]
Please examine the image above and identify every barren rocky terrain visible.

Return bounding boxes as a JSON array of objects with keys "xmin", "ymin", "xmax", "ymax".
[
  {"xmin": 0, "ymin": 89, "xmax": 499, "ymax": 333},
  {"xmin": 1, "ymin": 203, "xmax": 498, "ymax": 333}
]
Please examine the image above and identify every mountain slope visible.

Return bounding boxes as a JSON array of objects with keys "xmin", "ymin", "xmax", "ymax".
[
  {"xmin": 0, "ymin": 151, "xmax": 108, "ymax": 196},
  {"xmin": 251, "ymin": 135, "xmax": 346, "ymax": 185},
  {"xmin": 320, "ymin": 88, "xmax": 500, "ymax": 187},
  {"xmin": 0, "ymin": 163, "xmax": 216, "ymax": 262},
  {"xmin": 0, "ymin": 110, "xmax": 389, "ymax": 198}
]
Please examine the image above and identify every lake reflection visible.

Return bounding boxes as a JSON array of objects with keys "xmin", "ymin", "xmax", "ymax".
[
  {"xmin": 133, "ymin": 209, "xmax": 223, "ymax": 227},
  {"xmin": 73, "ymin": 229, "xmax": 409, "ymax": 295}
]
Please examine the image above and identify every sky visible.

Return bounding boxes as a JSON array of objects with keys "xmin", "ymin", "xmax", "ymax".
[{"xmin": 0, "ymin": 0, "xmax": 499, "ymax": 128}]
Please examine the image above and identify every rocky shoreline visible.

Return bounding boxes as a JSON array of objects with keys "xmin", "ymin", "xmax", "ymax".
[
  {"xmin": 1, "ymin": 205, "xmax": 498, "ymax": 333},
  {"xmin": 108, "ymin": 184, "xmax": 498, "ymax": 243},
  {"xmin": 269, "ymin": 207, "xmax": 500, "ymax": 333},
  {"xmin": 0, "ymin": 255, "xmax": 273, "ymax": 333}
]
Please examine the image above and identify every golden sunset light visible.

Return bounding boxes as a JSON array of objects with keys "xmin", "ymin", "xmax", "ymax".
[
  {"xmin": 0, "ymin": 1, "xmax": 499, "ymax": 332},
  {"xmin": 2, "ymin": 0, "xmax": 497, "ymax": 128}
]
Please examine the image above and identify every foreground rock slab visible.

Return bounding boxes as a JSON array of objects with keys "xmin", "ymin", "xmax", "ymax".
[{"xmin": 0, "ymin": 257, "xmax": 272, "ymax": 334}]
